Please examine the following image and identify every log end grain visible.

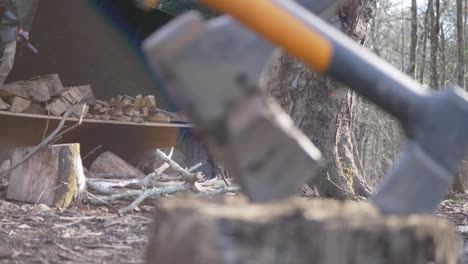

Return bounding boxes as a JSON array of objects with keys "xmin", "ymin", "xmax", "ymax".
[{"xmin": 146, "ymin": 197, "xmax": 459, "ymax": 264}]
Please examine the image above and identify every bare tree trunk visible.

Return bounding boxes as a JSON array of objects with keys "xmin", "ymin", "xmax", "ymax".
[
  {"xmin": 407, "ymin": 0, "xmax": 418, "ymax": 77},
  {"xmin": 439, "ymin": 22, "xmax": 447, "ymax": 87},
  {"xmin": 418, "ymin": 6, "xmax": 430, "ymax": 83},
  {"xmin": 457, "ymin": 0, "xmax": 466, "ymax": 89},
  {"xmin": 261, "ymin": 0, "xmax": 376, "ymax": 198},
  {"xmin": 453, "ymin": 0, "xmax": 466, "ymax": 193},
  {"xmin": 400, "ymin": 0, "xmax": 405, "ymax": 70},
  {"xmin": 429, "ymin": 0, "xmax": 440, "ymax": 89}
]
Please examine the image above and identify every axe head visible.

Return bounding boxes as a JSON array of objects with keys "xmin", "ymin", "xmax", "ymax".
[{"xmin": 142, "ymin": 11, "xmax": 323, "ymax": 202}]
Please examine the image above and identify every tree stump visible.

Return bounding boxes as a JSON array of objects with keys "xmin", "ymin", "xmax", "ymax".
[
  {"xmin": 146, "ymin": 197, "xmax": 459, "ymax": 264},
  {"xmin": 6, "ymin": 143, "xmax": 86, "ymax": 208}
]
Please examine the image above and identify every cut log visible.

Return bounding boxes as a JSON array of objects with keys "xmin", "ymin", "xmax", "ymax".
[
  {"xmin": 6, "ymin": 143, "xmax": 86, "ymax": 208},
  {"xmin": 8, "ymin": 96, "xmax": 31, "ymax": 113},
  {"xmin": 90, "ymin": 151, "xmax": 144, "ymax": 178},
  {"xmin": 0, "ymin": 97, "xmax": 9, "ymax": 110},
  {"xmin": 60, "ymin": 85, "xmax": 95, "ymax": 105},
  {"xmin": 146, "ymin": 197, "xmax": 459, "ymax": 264},
  {"xmin": 46, "ymin": 98, "xmax": 72, "ymax": 116}
]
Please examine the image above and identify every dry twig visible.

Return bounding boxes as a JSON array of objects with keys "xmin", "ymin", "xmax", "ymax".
[{"xmin": 87, "ymin": 151, "xmax": 239, "ymax": 214}]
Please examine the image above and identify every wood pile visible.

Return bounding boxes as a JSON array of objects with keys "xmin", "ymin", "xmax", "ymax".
[{"xmin": 0, "ymin": 74, "xmax": 189, "ymax": 124}]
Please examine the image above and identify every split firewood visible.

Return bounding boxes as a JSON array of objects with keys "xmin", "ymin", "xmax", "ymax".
[
  {"xmin": 1, "ymin": 74, "xmax": 65, "ymax": 102},
  {"xmin": 23, "ymin": 103, "xmax": 46, "ymax": 115},
  {"xmin": 29, "ymin": 73, "xmax": 65, "ymax": 97},
  {"xmin": 60, "ymin": 85, "xmax": 95, "ymax": 105},
  {"xmin": 144, "ymin": 95, "xmax": 156, "ymax": 108},
  {"xmin": 72, "ymin": 104, "xmax": 89, "ymax": 118},
  {"xmin": 0, "ymin": 160, "xmax": 10, "ymax": 175},
  {"xmin": 134, "ymin": 94, "xmax": 144, "ymax": 110},
  {"xmin": 146, "ymin": 113, "xmax": 171, "ymax": 123},
  {"xmin": 8, "ymin": 96, "xmax": 31, "ymax": 113},
  {"xmin": 90, "ymin": 151, "xmax": 144, "ymax": 178},
  {"xmin": 46, "ymin": 98, "xmax": 72, "ymax": 116},
  {"xmin": 146, "ymin": 198, "xmax": 459, "ymax": 264},
  {"xmin": 0, "ymin": 97, "xmax": 9, "ymax": 110},
  {"xmin": 6, "ymin": 143, "xmax": 86, "ymax": 208},
  {"xmin": 0, "ymin": 82, "xmax": 29, "ymax": 99}
]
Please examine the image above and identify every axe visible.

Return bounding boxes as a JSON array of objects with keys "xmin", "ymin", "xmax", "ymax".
[
  {"xmin": 140, "ymin": 2, "xmax": 351, "ymax": 203},
  {"xmin": 140, "ymin": 0, "xmax": 468, "ymax": 215}
]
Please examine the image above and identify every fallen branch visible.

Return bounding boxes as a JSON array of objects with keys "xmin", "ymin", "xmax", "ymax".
[{"xmin": 87, "ymin": 153, "xmax": 239, "ymax": 214}]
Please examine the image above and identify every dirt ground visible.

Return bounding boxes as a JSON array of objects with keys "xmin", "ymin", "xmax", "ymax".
[{"xmin": 0, "ymin": 190, "xmax": 468, "ymax": 264}]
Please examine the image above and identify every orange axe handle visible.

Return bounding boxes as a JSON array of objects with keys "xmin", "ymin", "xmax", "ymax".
[
  {"xmin": 142, "ymin": 0, "xmax": 334, "ymax": 73},
  {"xmin": 144, "ymin": 0, "xmax": 429, "ymax": 122},
  {"xmin": 200, "ymin": 0, "xmax": 334, "ymax": 73}
]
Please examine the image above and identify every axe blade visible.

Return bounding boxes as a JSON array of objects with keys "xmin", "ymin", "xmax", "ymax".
[{"xmin": 142, "ymin": 12, "xmax": 323, "ymax": 202}]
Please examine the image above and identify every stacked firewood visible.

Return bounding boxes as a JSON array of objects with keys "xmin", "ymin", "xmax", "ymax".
[{"xmin": 0, "ymin": 73, "xmax": 189, "ymax": 124}]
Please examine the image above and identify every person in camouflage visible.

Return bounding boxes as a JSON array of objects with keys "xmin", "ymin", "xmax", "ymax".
[{"xmin": 0, "ymin": 0, "xmax": 37, "ymax": 87}]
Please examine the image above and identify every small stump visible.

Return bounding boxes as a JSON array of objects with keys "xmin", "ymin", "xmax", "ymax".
[
  {"xmin": 146, "ymin": 197, "xmax": 459, "ymax": 264},
  {"xmin": 7, "ymin": 143, "xmax": 86, "ymax": 208}
]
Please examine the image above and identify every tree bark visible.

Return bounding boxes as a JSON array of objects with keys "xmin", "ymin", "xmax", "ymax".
[
  {"xmin": 418, "ymin": 5, "xmax": 430, "ymax": 83},
  {"xmin": 453, "ymin": 0, "xmax": 466, "ymax": 193},
  {"xmin": 260, "ymin": 0, "xmax": 376, "ymax": 198},
  {"xmin": 407, "ymin": 0, "xmax": 418, "ymax": 78},
  {"xmin": 428, "ymin": 0, "xmax": 440, "ymax": 89},
  {"xmin": 146, "ymin": 197, "xmax": 460, "ymax": 264},
  {"xmin": 457, "ymin": 0, "xmax": 466, "ymax": 89},
  {"xmin": 439, "ymin": 22, "xmax": 447, "ymax": 87}
]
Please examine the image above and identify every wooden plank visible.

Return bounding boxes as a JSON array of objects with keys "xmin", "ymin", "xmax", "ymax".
[
  {"xmin": 7, "ymin": 143, "xmax": 85, "ymax": 208},
  {"xmin": 0, "ymin": 110, "xmax": 191, "ymax": 165},
  {"xmin": 146, "ymin": 197, "xmax": 459, "ymax": 264}
]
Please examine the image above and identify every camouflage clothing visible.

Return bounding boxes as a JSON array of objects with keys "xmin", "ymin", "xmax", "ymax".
[
  {"xmin": 0, "ymin": 0, "xmax": 37, "ymax": 41},
  {"xmin": 0, "ymin": 0, "xmax": 37, "ymax": 86},
  {"xmin": 158, "ymin": 0, "xmax": 217, "ymax": 19}
]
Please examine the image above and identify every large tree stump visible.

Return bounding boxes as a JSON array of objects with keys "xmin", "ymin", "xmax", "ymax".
[
  {"xmin": 6, "ymin": 143, "xmax": 86, "ymax": 208},
  {"xmin": 146, "ymin": 197, "xmax": 459, "ymax": 264}
]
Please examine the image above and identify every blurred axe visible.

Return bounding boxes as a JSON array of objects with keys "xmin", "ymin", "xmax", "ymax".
[{"xmin": 142, "ymin": 0, "xmax": 468, "ymax": 214}]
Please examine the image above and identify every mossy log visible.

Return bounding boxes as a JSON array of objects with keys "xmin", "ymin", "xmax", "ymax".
[
  {"xmin": 7, "ymin": 143, "xmax": 86, "ymax": 208},
  {"xmin": 146, "ymin": 197, "xmax": 459, "ymax": 264}
]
